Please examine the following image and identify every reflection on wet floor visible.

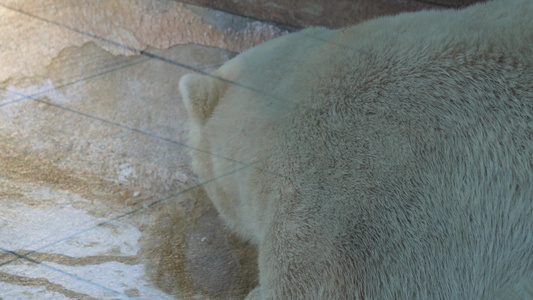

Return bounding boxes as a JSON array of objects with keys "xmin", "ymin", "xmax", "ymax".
[{"xmin": 0, "ymin": 0, "xmax": 285, "ymax": 298}]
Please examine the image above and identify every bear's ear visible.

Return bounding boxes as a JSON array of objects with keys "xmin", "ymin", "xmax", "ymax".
[{"xmin": 179, "ymin": 73, "xmax": 227, "ymax": 126}]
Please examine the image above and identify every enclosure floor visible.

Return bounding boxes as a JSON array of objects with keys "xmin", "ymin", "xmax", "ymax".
[{"xmin": 0, "ymin": 1, "xmax": 286, "ymax": 299}]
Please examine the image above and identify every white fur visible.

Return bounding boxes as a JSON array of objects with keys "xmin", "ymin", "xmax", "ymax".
[{"xmin": 179, "ymin": 0, "xmax": 533, "ymax": 298}]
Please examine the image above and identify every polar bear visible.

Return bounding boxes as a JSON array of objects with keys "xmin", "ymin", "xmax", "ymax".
[{"xmin": 177, "ymin": 0, "xmax": 533, "ymax": 298}]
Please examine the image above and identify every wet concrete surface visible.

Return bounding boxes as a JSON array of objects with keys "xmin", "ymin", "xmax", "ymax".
[{"xmin": 0, "ymin": 0, "xmax": 282, "ymax": 298}]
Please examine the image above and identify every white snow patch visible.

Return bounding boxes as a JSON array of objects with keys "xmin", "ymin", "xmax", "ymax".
[
  {"xmin": 0, "ymin": 202, "xmax": 139, "ymax": 257},
  {"xmin": 0, "ymin": 262, "xmax": 173, "ymax": 299},
  {"xmin": 0, "ymin": 282, "xmax": 70, "ymax": 300},
  {"xmin": 118, "ymin": 163, "xmax": 137, "ymax": 183}
]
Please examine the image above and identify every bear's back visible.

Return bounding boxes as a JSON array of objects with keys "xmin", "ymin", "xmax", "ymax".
[
  {"xmin": 274, "ymin": 3, "xmax": 533, "ymax": 296},
  {"xmin": 180, "ymin": 0, "xmax": 533, "ymax": 297}
]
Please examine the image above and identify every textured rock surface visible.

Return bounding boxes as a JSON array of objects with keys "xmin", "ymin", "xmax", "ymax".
[
  {"xmin": 0, "ymin": 0, "xmax": 274, "ymax": 298},
  {"xmin": 0, "ymin": 0, "xmax": 288, "ymax": 83},
  {"xmin": 177, "ymin": 0, "xmax": 487, "ymax": 28}
]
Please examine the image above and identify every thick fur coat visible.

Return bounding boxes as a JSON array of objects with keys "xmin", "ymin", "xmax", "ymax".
[{"xmin": 178, "ymin": 0, "xmax": 533, "ymax": 298}]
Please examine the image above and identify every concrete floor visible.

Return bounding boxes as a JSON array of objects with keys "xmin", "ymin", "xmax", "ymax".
[{"xmin": 0, "ymin": 1, "xmax": 286, "ymax": 299}]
